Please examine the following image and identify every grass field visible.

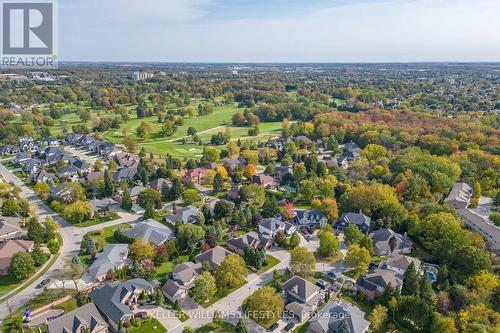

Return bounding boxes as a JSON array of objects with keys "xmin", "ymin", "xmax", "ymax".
[
  {"xmin": 255, "ymin": 255, "xmax": 280, "ymax": 275},
  {"xmin": 195, "ymin": 322, "xmax": 236, "ymax": 333},
  {"xmin": 128, "ymin": 317, "xmax": 167, "ymax": 333},
  {"xmin": 29, "ymin": 98, "xmax": 283, "ymax": 158}
]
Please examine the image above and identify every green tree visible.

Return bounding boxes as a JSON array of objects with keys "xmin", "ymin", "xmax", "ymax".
[
  {"xmin": 9, "ymin": 252, "xmax": 36, "ymax": 280},
  {"xmin": 137, "ymin": 188, "xmax": 162, "ymax": 209},
  {"xmin": 191, "ymin": 271, "xmax": 217, "ymax": 304},
  {"xmin": 317, "ymin": 230, "xmax": 340, "ymax": 257},
  {"xmin": 1, "ymin": 197, "xmax": 20, "ymax": 216},
  {"xmin": 121, "ymin": 183, "xmax": 132, "ymax": 211},
  {"xmin": 344, "ymin": 224, "xmax": 363, "ymax": 246},
  {"xmin": 345, "ymin": 245, "xmax": 371, "ymax": 276},
  {"xmin": 103, "ymin": 169, "xmax": 115, "ymax": 197},
  {"xmin": 213, "ymin": 172, "xmax": 224, "ymax": 193},
  {"xmin": 215, "ymin": 253, "xmax": 247, "ymax": 289},
  {"xmin": 240, "ymin": 184, "xmax": 265, "ymax": 206},
  {"xmin": 236, "ymin": 318, "xmax": 249, "ymax": 333},
  {"xmin": 181, "ymin": 189, "xmax": 201, "ymax": 205},
  {"xmin": 63, "ymin": 201, "xmax": 92, "ymax": 224},
  {"xmin": 369, "ymin": 304, "xmax": 388, "ymax": 332},
  {"xmin": 245, "ymin": 286, "xmax": 284, "ymax": 326},
  {"xmin": 288, "ymin": 231, "xmax": 301, "ymax": 249},
  {"xmin": 177, "ymin": 224, "xmax": 205, "ymax": 252},
  {"xmin": 402, "ymin": 262, "xmax": 419, "ymax": 296},
  {"xmin": 27, "ymin": 218, "xmax": 46, "ymax": 244},
  {"xmin": 129, "ymin": 239, "xmax": 155, "ymax": 260},
  {"xmin": 289, "ymin": 246, "xmax": 316, "ymax": 277}
]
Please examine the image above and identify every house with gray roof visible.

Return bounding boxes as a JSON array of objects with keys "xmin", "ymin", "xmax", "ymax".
[
  {"xmin": 13, "ymin": 152, "xmax": 30, "ymax": 164},
  {"xmin": 307, "ymin": 300, "xmax": 369, "ymax": 333},
  {"xmin": 370, "ymin": 228, "xmax": 413, "ymax": 256},
  {"xmin": 56, "ymin": 166, "xmax": 80, "ymax": 182},
  {"xmin": 162, "ymin": 279, "xmax": 189, "ymax": 303},
  {"xmin": 88, "ymin": 244, "xmax": 130, "ymax": 282},
  {"xmin": 356, "ymin": 268, "xmax": 402, "ymax": 300},
  {"xmin": 89, "ymin": 198, "xmax": 120, "ymax": 216},
  {"xmin": 0, "ymin": 217, "xmax": 23, "ymax": 241},
  {"xmin": 122, "ymin": 218, "xmax": 174, "ymax": 246},
  {"xmin": 295, "ymin": 209, "xmax": 327, "ymax": 229},
  {"xmin": 282, "ymin": 275, "xmax": 323, "ymax": 322},
  {"xmin": 46, "ymin": 302, "xmax": 108, "ymax": 333},
  {"xmin": 90, "ymin": 278, "xmax": 155, "ymax": 331},
  {"xmin": 226, "ymin": 231, "xmax": 273, "ymax": 255},
  {"xmin": 382, "ymin": 254, "xmax": 421, "ymax": 276},
  {"xmin": 259, "ymin": 218, "xmax": 297, "ymax": 237},
  {"xmin": 457, "ymin": 208, "xmax": 500, "ymax": 253},
  {"xmin": 443, "ymin": 183, "xmax": 472, "ymax": 209},
  {"xmin": 335, "ymin": 212, "xmax": 371, "ymax": 233},
  {"xmin": 195, "ymin": 246, "xmax": 231, "ymax": 269},
  {"xmin": 30, "ymin": 170, "xmax": 56, "ymax": 184},
  {"xmin": 165, "ymin": 205, "xmax": 201, "ymax": 225},
  {"xmin": 0, "ymin": 145, "xmax": 20, "ymax": 155},
  {"xmin": 113, "ymin": 166, "xmax": 138, "ymax": 182}
]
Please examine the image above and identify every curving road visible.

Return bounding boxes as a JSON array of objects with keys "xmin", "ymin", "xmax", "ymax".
[{"xmin": 0, "ymin": 163, "xmax": 140, "ymax": 321}]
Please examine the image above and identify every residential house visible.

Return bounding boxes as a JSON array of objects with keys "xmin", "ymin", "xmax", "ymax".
[
  {"xmin": 370, "ymin": 228, "xmax": 413, "ymax": 256},
  {"xmin": 30, "ymin": 170, "xmax": 56, "ymax": 184},
  {"xmin": 46, "ymin": 302, "xmax": 108, "ymax": 333},
  {"xmin": 0, "ymin": 240, "xmax": 34, "ymax": 275},
  {"xmin": 252, "ymin": 174, "xmax": 278, "ymax": 190},
  {"xmin": 56, "ymin": 166, "xmax": 80, "ymax": 182},
  {"xmin": 282, "ymin": 275, "xmax": 323, "ymax": 322},
  {"xmin": 258, "ymin": 218, "xmax": 297, "ymax": 237},
  {"xmin": 183, "ymin": 167, "xmax": 209, "ymax": 184},
  {"xmin": 149, "ymin": 178, "xmax": 172, "ymax": 192},
  {"xmin": 123, "ymin": 219, "xmax": 174, "ymax": 246},
  {"xmin": 276, "ymin": 166, "xmax": 293, "ymax": 182},
  {"xmin": 88, "ymin": 244, "xmax": 130, "ymax": 282},
  {"xmin": 113, "ymin": 167, "xmax": 138, "ymax": 182},
  {"xmin": 49, "ymin": 183, "xmax": 78, "ymax": 204},
  {"xmin": 89, "ymin": 198, "xmax": 120, "ymax": 216},
  {"xmin": 71, "ymin": 159, "xmax": 91, "ymax": 175},
  {"xmin": 335, "ymin": 212, "xmax": 371, "ymax": 234},
  {"xmin": 19, "ymin": 158, "xmax": 42, "ymax": 174},
  {"xmin": 90, "ymin": 278, "xmax": 155, "ymax": 331},
  {"xmin": 19, "ymin": 136, "xmax": 36, "ymax": 151},
  {"xmin": 307, "ymin": 300, "xmax": 370, "ymax": 333},
  {"xmin": 227, "ymin": 185, "xmax": 242, "ymax": 201},
  {"xmin": 457, "ymin": 208, "xmax": 500, "ymax": 253},
  {"xmin": 87, "ymin": 140, "xmax": 107, "ymax": 153},
  {"xmin": 40, "ymin": 137, "xmax": 59, "ymax": 147},
  {"xmin": 356, "ymin": 269, "xmax": 402, "ymax": 300},
  {"xmin": 13, "ymin": 152, "xmax": 30, "ymax": 164},
  {"xmin": 343, "ymin": 141, "xmax": 361, "ymax": 153},
  {"xmin": 129, "ymin": 185, "xmax": 146, "ymax": 202},
  {"xmin": 195, "ymin": 246, "xmax": 231, "ymax": 269},
  {"xmin": 0, "ymin": 145, "xmax": 20, "ymax": 155},
  {"xmin": 115, "ymin": 152, "xmax": 139, "ymax": 167},
  {"xmin": 64, "ymin": 133, "xmax": 83, "ymax": 145},
  {"xmin": 226, "ymin": 231, "xmax": 273, "ymax": 255},
  {"xmin": 295, "ymin": 135, "xmax": 313, "ymax": 147},
  {"xmin": 443, "ymin": 183, "xmax": 472, "ymax": 209},
  {"xmin": 224, "ymin": 158, "xmax": 245, "ymax": 172},
  {"xmin": 295, "ymin": 209, "xmax": 327, "ymax": 229},
  {"xmin": 75, "ymin": 134, "xmax": 95, "ymax": 147},
  {"xmin": 383, "ymin": 255, "xmax": 421, "ymax": 276},
  {"xmin": 162, "ymin": 246, "xmax": 231, "ymax": 303},
  {"xmin": 165, "ymin": 205, "xmax": 201, "ymax": 225},
  {"xmin": 0, "ymin": 217, "xmax": 23, "ymax": 241},
  {"xmin": 84, "ymin": 171, "xmax": 104, "ymax": 183}
]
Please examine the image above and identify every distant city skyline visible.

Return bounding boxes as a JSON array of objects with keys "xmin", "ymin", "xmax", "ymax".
[{"xmin": 60, "ymin": 0, "xmax": 500, "ymax": 62}]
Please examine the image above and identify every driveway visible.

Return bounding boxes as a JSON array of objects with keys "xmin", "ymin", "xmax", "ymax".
[{"xmin": 135, "ymin": 305, "xmax": 182, "ymax": 331}]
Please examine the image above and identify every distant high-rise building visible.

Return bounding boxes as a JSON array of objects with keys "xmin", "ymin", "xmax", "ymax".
[{"xmin": 131, "ymin": 72, "xmax": 154, "ymax": 81}]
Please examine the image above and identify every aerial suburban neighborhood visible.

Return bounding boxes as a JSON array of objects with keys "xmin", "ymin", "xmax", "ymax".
[{"xmin": 0, "ymin": 18, "xmax": 498, "ymax": 333}]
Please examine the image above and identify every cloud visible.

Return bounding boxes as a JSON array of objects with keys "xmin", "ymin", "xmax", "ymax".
[{"xmin": 60, "ymin": 0, "xmax": 500, "ymax": 62}]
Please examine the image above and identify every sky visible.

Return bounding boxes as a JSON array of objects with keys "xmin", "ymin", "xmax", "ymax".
[{"xmin": 59, "ymin": 0, "xmax": 500, "ymax": 62}]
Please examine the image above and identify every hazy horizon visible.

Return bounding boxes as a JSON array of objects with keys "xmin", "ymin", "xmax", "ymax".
[{"xmin": 59, "ymin": 0, "xmax": 500, "ymax": 63}]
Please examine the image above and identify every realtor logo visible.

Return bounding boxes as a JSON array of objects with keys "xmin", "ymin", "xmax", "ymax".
[{"xmin": 1, "ymin": 0, "xmax": 58, "ymax": 68}]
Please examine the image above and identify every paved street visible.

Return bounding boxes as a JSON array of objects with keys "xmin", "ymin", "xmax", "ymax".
[{"xmin": 0, "ymin": 163, "xmax": 140, "ymax": 321}]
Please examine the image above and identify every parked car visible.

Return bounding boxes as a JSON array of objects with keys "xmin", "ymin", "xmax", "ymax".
[
  {"xmin": 36, "ymin": 278, "xmax": 51, "ymax": 289},
  {"xmin": 284, "ymin": 322, "xmax": 295, "ymax": 332},
  {"xmin": 268, "ymin": 323, "xmax": 279, "ymax": 331},
  {"xmin": 316, "ymin": 279, "xmax": 329, "ymax": 289},
  {"xmin": 134, "ymin": 311, "xmax": 148, "ymax": 319}
]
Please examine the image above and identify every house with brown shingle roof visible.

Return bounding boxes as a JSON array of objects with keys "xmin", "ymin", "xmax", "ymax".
[{"xmin": 0, "ymin": 239, "xmax": 34, "ymax": 275}]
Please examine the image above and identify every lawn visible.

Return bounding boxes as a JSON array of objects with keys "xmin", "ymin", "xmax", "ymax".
[
  {"xmin": 316, "ymin": 251, "xmax": 343, "ymax": 264},
  {"xmin": 79, "ymin": 223, "xmax": 131, "ymax": 264},
  {"xmin": 128, "ymin": 317, "xmax": 167, "ymax": 333},
  {"xmin": 255, "ymin": 255, "xmax": 280, "ymax": 275},
  {"xmin": 195, "ymin": 322, "xmax": 236, "ymax": 333},
  {"xmin": 0, "ymin": 275, "xmax": 20, "ymax": 299},
  {"xmin": 155, "ymin": 261, "xmax": 174, "ymax": 282},
  {"xmin": 54, "ymin": 298, "xmax": 78, "ymax": 313},
  {"xmin": 292, "ymin": 322, "xmax": 310, "ymax": 333},
  {"xmin": 200, "ymin": 280, "xmax": 246, "ymax": 308},
  {"xmin": 73, "ymin": 211, "xmax": 120, "ymax": 228}
]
